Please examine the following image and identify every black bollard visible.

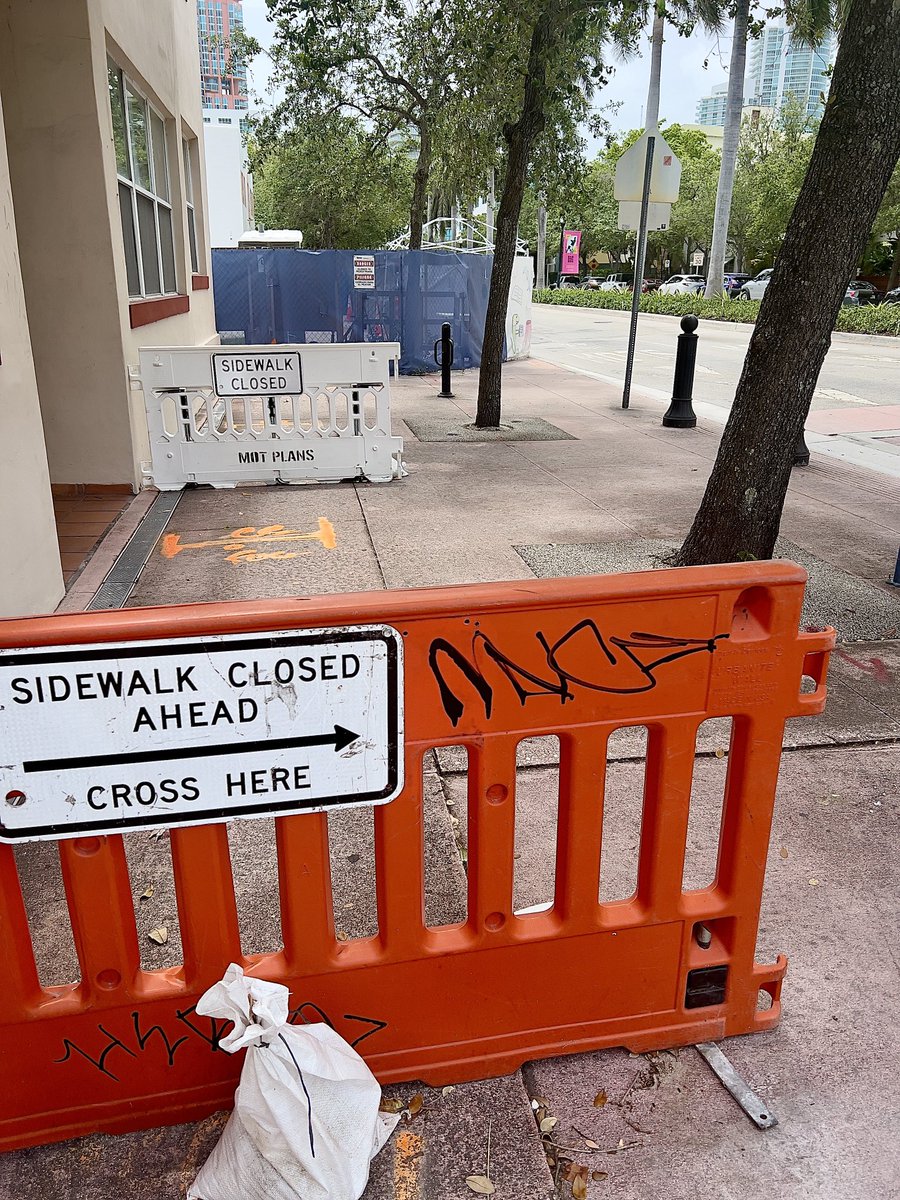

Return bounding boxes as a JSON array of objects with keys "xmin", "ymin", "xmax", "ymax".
[
  {"xmin": 434, "ymin": 322, "xmax": 455, "ymax": 398},
  {"xmin": 662, "ymin": 315, "xmax": 699, "ymax": 428},
  {"xmin": 890, "ymin": 547, "xmax": 900, "ymax": 588},
  {"xmin": 792, "ymin": 427, "xmax": 810, "ymax": 466}
]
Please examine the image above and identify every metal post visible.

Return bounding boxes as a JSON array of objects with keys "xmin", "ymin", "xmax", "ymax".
[
  {"xmin": 557, "ymin": 219, "xmax": 565, "ymax": 286},
  {"xmin": 537, "ymin": 202, "xmax": 547, "ymax": 289},
  {"xmin": 793, "ymin": 428, "xmax": 810, "ymax": 466},
  {"xmin": 889, "ymin": 547, "xmax": 900, "ymax": 587},
  {"xmin": 622, "ymin": 134, "xmax": 655, "ymax": 409},
  {"xmin": 434, "ymin": 322, "xmax": 454, "ymax": 398},
  {"xmin": 662, "ymin": 316, "xmax": 699, "ymax": 427}
]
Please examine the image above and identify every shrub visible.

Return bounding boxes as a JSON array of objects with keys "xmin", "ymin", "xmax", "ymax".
[{"xmin": 533, "ymin": 288, "xmax": 900, "ymax": 335}]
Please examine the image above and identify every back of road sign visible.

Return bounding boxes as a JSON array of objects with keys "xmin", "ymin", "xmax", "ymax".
[
  {"xmin": 0, "ymin": 563, "xmax": 833, "ymax": 1150},
  {"xmin": 614, "ymin": 129, "xmax": 682, "ymax": 204}
]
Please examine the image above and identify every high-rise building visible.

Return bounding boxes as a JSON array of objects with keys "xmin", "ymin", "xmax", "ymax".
[
  {"xmin": 746, "ymin": 19, "xmax": 835, "ymax": 118},
  {"xmin": 198, "ymin": 0, "xmax": 248, "ymax": 111},
  {"xmin": 695, "ymin": 84, "xmax": 729, "ymax": 126}
]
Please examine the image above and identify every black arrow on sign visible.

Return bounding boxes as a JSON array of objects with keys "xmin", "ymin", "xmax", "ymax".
[{"xmin": 23, "ymin": 725, "xmax": 361, "ymax": 773}]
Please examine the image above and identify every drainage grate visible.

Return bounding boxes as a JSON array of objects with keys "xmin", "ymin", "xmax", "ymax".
[{"xmin": 87, "ymin": 490, "xmax": 183, "ymax": 610}]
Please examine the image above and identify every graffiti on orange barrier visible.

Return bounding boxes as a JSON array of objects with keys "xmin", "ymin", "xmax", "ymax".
[{"xmin": 161, "ymin": 518, "xmax": 336, "ymax": 565}]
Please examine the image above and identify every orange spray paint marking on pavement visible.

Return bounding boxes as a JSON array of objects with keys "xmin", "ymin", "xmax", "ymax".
[
  {"xmin": 161, "ymin": 518, "xmax": 336, "ymax": 565},
  {"xmin": 393, "ymin": 1129, "xmax": 424, "ymax": 1200}
]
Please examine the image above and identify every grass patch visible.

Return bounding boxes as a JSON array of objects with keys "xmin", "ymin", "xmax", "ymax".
[{"xmin": 533, "ymin": 288, "xmax": 900, "ymax": 336}]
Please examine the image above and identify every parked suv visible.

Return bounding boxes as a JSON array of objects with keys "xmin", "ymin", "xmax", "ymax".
[{"xmin": 738, "ymin": 268, "xmax": 773, "ymax": 300}]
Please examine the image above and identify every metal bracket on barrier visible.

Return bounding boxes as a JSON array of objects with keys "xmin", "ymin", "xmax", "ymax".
[{"xmin": 696, "ymin": 1042, "xmax": 779, "ymax": 1130}]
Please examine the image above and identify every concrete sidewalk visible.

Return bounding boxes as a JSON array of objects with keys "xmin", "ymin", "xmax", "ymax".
[{"xmin": 5, "ymin": 357, "xmax": 900, "ymax": 1200}]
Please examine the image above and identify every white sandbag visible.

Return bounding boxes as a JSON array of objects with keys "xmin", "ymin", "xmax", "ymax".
[{"xmin": 188, "ymin": 963, "xmax": 398, "ymax": 1200}]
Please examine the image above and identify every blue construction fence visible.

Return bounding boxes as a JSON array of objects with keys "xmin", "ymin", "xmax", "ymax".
[{"xmin": 211, "ymin": 248, "xmax": 498, "ymax": 373}]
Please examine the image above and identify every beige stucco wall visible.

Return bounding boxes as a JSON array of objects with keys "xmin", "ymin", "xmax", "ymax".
[
  {"xmin": 96, "ymin": 0, "xmax": 217, "ymax": 476},
  {"xmin": 0, "ymin": 0, "xmax": 136, "ymax": 488},
  {"xmin": 0, "ymin": 94, "xmax": 65, "ymax": 617},
  {"xmin": 0, "ymin": 0, "xmax": 216, "ymax": 490}
]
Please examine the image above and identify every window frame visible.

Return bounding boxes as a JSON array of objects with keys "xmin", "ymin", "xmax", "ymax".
[
  {"xmin": 108, "ymin": 60, "xmax": 178, "ymax": 300},
  {"xmin": 182, "ymin": 137, "xmax": 200, "ymax": 276}
]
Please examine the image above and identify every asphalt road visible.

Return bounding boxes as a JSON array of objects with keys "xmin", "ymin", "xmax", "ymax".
[{"xmin": 530, "ymin": 303, "xmax": 900, "ymax": 478}]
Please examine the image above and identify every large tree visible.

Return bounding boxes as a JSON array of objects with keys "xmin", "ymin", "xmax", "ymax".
[
  {"xmin": 473, "ymin": 2, "xmax": 646, "ymax": 427},
  {"xmin": 674, "ymin": 0, "xmax": 900, "ymax": 566},
  {"xmin": 252, "ymin": 114, "xmax": 413, "ymax": 249},
  {"xmin": 264, "ymin": 0, "xmax": 461, "ymax": 249}
]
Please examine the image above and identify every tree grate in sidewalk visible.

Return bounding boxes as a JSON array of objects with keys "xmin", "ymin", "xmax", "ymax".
[{"xmin": 87, "ymin": 490, "xmax": 183, "ymax": 610}]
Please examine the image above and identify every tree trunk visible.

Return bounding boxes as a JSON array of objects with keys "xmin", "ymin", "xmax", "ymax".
[
  {"xmin": 703, "ymin": 0, "xmax": 749, "ymax": 299},
  {"xmin": 408, "ymin": 121, "xmax": 430, "ymax": 251},
  {"xmin": 645, "ymin": 7, "xmax": 664, "ymax": 130},
  {"xmin": 675, "ymin": 0, "xmax": 900, "ymax": 567},
  {"xmin": 475, "ymin": 5, "xmax": 553, "ymax": 427}
]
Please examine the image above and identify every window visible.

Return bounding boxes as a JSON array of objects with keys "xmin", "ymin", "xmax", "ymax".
[
  {"xmin": 183, "ymin": 139, "xmax": 200, "ymax": 275},
  {"xmin": 108, "ymin": 60, "xmax": 177, "ymax": 299}
]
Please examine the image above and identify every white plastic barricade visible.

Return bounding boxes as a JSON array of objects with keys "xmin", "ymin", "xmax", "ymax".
[{"xmin": 139, "ymin": 343, "xmax": 406, "ymax": 489}]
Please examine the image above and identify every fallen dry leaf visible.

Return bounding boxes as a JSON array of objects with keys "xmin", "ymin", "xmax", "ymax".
[
  {"xmin": 540, "ymin": 1116, "xmax": 558, "ymax": 1133},
  {"xmin": 466, "ymin": 1175, "xmax": 495, "ymax": 1195},
  {"xmin": 379, "ymin": 1097, "xmax": 404, "ymax": 1114},
  {"xmin": 584, "ymin": 1139, "xmax": 600, "ymax": 1149},
  {"xmin": 442, "ymin": 1086, "xmax": 455, "ymax": 1097},
  {"xmin": 809, "ymin": 879, "xmax": 820, "ymax": 887},
  {"xmin": 407, "ymin": 1093, "xmax": 424, "ymax": 1117},
  {"xmin": 714, "ymin": 748, "xmax": 726, "ymax": 759},
  {"xmin": 139, "ymin": 884, "xmax": 154, "ymax": 901},
  {"xmin": 593, "ymin": 1090, "xmax": 608, "ymax": 1108},
  {"xmin": 592, "ymin": 1171, "xmax": 609, "ymax": 1182},
  {"xmin": 147, "ymin": 926, "xmax": 168, "ymax": 945},
  {"xmin": 572, "ymin": 1175, "xmax": 588, "ymax": 1199},
  {"xmin": 779, "ymin": 847, "xmax": 789, "ymax": 860},
  {"xmin": 336, "ymin": 930, "xmax": 350, "ymax": 942}
]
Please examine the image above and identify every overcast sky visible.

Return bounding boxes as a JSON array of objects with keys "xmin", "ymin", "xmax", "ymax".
[{"xmin": 239, "ymin": 1, "xmax": 735, "ymax": 142}]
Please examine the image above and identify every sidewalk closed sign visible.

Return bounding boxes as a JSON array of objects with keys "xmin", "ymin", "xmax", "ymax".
[
  {"xmin": 212, "ymin": 351, "xmax": 303, "ymax": 397},
  {"xmin": 0, "ymin": 626, "xmax": 403, "ymax": 842}
]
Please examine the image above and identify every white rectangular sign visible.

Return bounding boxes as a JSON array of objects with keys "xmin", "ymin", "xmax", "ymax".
[
  {"xmin": 212, "ymin": 351, "xmax": 303, "ymax": 397},
  {"xmin": 353, "ymin": 254, "xmax": 376, "ymax": 289},
  {"xmin": 617, "ymin": 201, "xmax": 671, "ymax": 232},
  {"xmin": 0, "ymin": 625, "xmax": 403, "ymax": 842}
]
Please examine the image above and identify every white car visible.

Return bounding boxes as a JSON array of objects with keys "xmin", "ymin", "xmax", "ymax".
[
  {"xmin": 738, "ymin": 268, "xmax": 773, "ymax": 300},
  {"xmin": 657, "ymin": 274, "xmax": 706, "ymax": 295},
  {"xmin": 598, "ymin": 273, "xmax": 631, "ymax": 292}
]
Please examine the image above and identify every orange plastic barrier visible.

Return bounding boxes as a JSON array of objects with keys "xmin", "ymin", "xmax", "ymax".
[{"xmin": 0, "ymin": 563, "xmax": 833, "ymax": 1150}]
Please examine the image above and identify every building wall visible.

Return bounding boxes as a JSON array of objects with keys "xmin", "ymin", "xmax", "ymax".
[
  {"xmin": 0, "ymin": 0, "xmax": 137, "ymax": 487},
  {"xmin": 0, "ymin": 93, "xmax": 65, "ymax": 616},
  {"xmin": 202, "ymin": 109, "xmax": 253, "ymax": 247},
  {"xmin": 98, "ymin": 0, "xmax": 218, "ymax": 472},
  {"xmin": 0, "ymin": 0, "xmax": 216, "ymax": 490}
]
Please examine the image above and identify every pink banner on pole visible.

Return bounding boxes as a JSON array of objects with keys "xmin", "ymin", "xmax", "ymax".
[{"xmin": 561, "ymin": 230, "xmax": 582, "ymax": 275}]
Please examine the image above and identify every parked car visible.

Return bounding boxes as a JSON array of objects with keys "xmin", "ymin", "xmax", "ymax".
[
  {"xmin": 554, "ymin": 276, "xmax": 582, "ymax": 289},
  {"xmin": 598, "ymin": 272, "xmax": 633, "ymax": 292},
  {"xmin": 724, "ymin": 272, "xmax": 751, "ymax": 298},
  {"xmin": 738, "ymin": 268, "xmax": 773, "ymax": 300},
  {"xmin": 846, "ymin": 279, "xmax": 883, "ymax": 305},
  {"xmin": 642, "ymin": 278, "xmax": 662, "ymax": 293},
  {"xmin": 657, "ymin": 274, "xmax": 706, "ymax": 296},
  {"xmin": 581, "ymin": 276, "xmax": 605, "ymax": 290},
  {"xmin": 883, "ymin": 286, "xmax": 900, "ymax": 305}
]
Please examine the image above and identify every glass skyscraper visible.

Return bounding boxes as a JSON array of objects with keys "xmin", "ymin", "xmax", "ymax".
[
  {"xmin": 695, "ymin": 19, "xmax": 834, "ymax": 128},
  {"xmin": 746, "ymin": 19, "xmax": 835, "ymax": 118}
]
